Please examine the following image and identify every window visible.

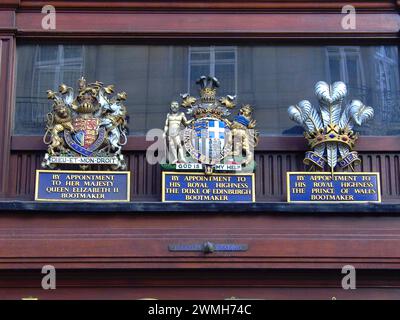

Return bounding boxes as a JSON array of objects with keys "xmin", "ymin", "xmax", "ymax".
[
  {"xmin": 189, "ymin": 46, "xmax": 237, "ymax": 96},
  {"xmin": 374, "ymin": 46, "xmax": 400, "ymax": 135},
  {"xmin": 15, "ymin": 45, "xmax": 84, "ymax": 134},
  {"xmin": 14, "ymin": 44, "xmax": 400, "ymax": 136},
  {"xmin": 326, "ymin": 46, "xmax": 366, "ymax": 99},
  {"xmin": 326, "ymin": 46, "xmax": 400, "ymax": 135}
]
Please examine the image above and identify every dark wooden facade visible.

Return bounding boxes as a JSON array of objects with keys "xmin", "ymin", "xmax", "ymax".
[
  {"xmin": 7, "ymin": 136, "xmax": 400, "ymax": 201},
  {"xmin": 0, "ymin": 0, "xmax": 399, "ymax": 299}
]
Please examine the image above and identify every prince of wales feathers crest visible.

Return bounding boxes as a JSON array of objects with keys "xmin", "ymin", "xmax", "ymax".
[
  {"xmin": 163, "ymin": 76, "xmax": 258, "ymax": 174},
  {"xmin": 288, "ymin": 81, "xmax": 374, "ymax": 173},
  {"xmin": 42, "ymin": 77, "xmax": 128, "ymax": 170}
]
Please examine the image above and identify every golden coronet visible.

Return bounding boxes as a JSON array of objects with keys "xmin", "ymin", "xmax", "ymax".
[
  {"xmin": 75, "ymin": 102, "xmax": 98, "ymax": 114},
  {"xmin": 306, "ymin": 130, "xmax": 358, "ymax": 150},
  {"xmin": 200, "ymin": 87, "xmax": 217, "ymax": 103}
]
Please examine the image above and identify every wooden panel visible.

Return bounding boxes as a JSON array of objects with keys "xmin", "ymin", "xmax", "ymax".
[
  {"xmin": 129, "ymin": 152, "xmax": 161, "ymax": 201},
  {"xmin": 15, "ymin": 1, "xmax": 399, "ymax": 11},
  {"xmin": 1, "ymin": 212, "xmax": 400, "ymax": 271},
  {"xmin": 4, "ymin": 285, "xmax": 400, "ymax": 300},
  {"xmin": 0, "ymin": 11, "xmax": 15, "ymax": 30},
  {"xmin": 0, "ymin": 37, "xmax": 15, "ymax": 198},
  {"xmin": 0, "ymin": 270, "xmax": 400, "ymax": 302},
  {"xmin": 1, "ymin": 269, "xmax": 400, "ymax": 300},
  {"xmin": 16, "ymin": 12, "xmax": 400, "ymax": 39},
  {"xmin": 8, "ymin": 150, "xmax": 400, "ymax": 201},
  {"xmin": 0, "ymin": 1, "xmax": 19, "ymax": 9},
  {"xmin": 8, "ymin": 151, "xmax": 162, "ymax": 201}
]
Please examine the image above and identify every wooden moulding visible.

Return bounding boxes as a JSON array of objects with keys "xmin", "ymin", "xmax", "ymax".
[
  {"xmin": 10, "ymin": 1, "xmax": 400, "ymax": 11},
  {"xmin": 0, "ymin": 37, "xmax": 15, "ymax": 198},
  {"xmin": 14, "ymin": 12, "xmax": 400, "ymax": 39}
]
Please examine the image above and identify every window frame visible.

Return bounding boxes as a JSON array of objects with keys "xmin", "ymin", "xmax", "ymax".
[{"xmin": 188, "ymin": 46, "xmax": 238, "ymax": 96}]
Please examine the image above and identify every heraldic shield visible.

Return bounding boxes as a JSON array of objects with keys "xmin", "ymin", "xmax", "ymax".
[
  {"xmin": 64, "ymin": 117, "xmax": 106, "ymax": 156},
  {"xmin": 186, "ymin": 117, "xmax": 231, "ymax": 165},
  {"xmin": 41, "ymin": 77, "xmax": 128, "ymax": 170},
  {"xmin": 163, "ymin": 75, "xmax": 259, "ymax": 174},
  {"xmin": 161, "ymin": 76, "xmax": 257, "ymax": 202}
]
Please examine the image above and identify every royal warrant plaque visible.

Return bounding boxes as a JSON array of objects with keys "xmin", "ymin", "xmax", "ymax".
[
  {"xmin": 161, "ymin": 76, "xmax": 258, "ymax": 202},
  {"xmin": 287, "ymin": 80, "xmax": 380, "ymax": 203},
  {"xmin": 35, "ymin": 170, "xmax": 130, "ymax": 202},
  {"xmin": 36, "ymin": 77, "xmax": 131, "ymax": 203},
  {"xmin": 287, "ymin": 172, "xmax": 381, "ymax": 203},
  {"xmin": 162, "ymin": 172, "xmax": 255, "ymax": 202}
]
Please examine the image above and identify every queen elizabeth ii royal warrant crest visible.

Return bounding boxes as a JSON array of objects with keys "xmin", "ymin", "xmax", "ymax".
[
  {"xmin": 42, "ymin": 77, "xmax": 128, "ymax": 170},
  {"xmin": 35, "ymin": 77, "xmax": 130, "ymax": 203}
]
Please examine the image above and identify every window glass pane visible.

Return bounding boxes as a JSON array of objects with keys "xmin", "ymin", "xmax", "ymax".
[
  {"xmin": 39, "ymin": 45, "xmax": 58, "ymax": 62},
  {"xmin": 190, "ymin": 65, "xmax": 210, "ymax": 94},
  {"xmin": 63, "ymin": 45, "xmax": 83, "ymax": 59},
  {"xmin": 190, "ymin": 52, "xmax": 210, "ymax": 61},
  {"xmin": 328, "ymin": 58, "xmax": 341, "ymax": 83},
  {"xmin": 215, "ymin": 51, "xmax": 235, "ymax": 60},
  {"xmin": 215, "ymin": 64, "xmax": 235, "ymax": 96},
  {"xmin": 14, "ymin": 44, "xmax": 400, "ymax": 136},
  {"xmin": 346, "ymin": 55, "xmax": 360, "ymax": 88}
]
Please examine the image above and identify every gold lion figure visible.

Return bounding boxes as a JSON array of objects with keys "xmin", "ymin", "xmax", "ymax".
[
  {"xmin": 43, "ymin": 94, "xmax": 74, "ymax": 155},
  {"xmin": 228, "ymin": 104, "xmax": 258, "ymax": 165}
]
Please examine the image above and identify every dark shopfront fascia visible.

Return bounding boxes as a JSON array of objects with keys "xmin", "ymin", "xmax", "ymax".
[{"xmin": 0, "ymin": 1, "xmax": 400, "ymax": 299}]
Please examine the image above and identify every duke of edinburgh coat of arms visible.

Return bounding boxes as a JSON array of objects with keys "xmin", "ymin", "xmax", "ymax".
[
  {"xmin": 163, "ymin": 76, "xmax": 258, "ymax": 174},
  {"xmin": 42, "ymin": 77, "xmax": 128, "ymax": 170}
]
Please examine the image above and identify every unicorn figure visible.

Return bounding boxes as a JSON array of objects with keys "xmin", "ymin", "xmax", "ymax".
[{"xmin": 100, "ymin": 91, "xmax": 128, "ymax": 155}]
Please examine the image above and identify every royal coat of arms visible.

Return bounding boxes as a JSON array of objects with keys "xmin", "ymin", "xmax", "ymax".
[
  {"xmin": 163, "ymin": 76, "xmax": 258, "ymax": 174},
  {"xmin": 288, "ymin": 81, "xmax": 374, "ymax": 173},
  {"xmin": 42, "ymin": 77, "xmax": 128, "ymax": 170}
]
